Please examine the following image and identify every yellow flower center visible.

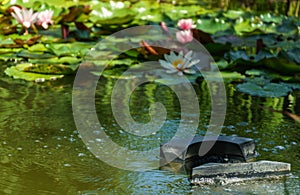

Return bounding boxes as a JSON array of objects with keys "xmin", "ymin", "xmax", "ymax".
[{"xmin": 172, "ymin": 59, "xmax": 184, "ymax": 68}]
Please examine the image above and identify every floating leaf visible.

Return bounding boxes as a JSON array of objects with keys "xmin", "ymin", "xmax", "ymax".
[
  {"xmin": 23, "ymin": 64, "xmax": 77, "ymax": 75},
  {"xmin": 225, "ymin": 50, "xmax": 250, "ymax": 61},
  {"xmin": 262, "ymin": 57, "xmax": 300, "ymax": 74},
  {"xmin": 4, "ymin": 63, "xmax": 64, "ymax": 82},
  {"xmin": 276, "ymin": 19, "xmax": 298, "ymax": 36},
  {"xmin": 90, "ymin": 7, "xmax": 135, "ymax": 25},
  {"xmin": 27, "ymin": 43, "xmax": 48, "ymax": 52},
  {"xmin": 245, "ymin": 69, "xmax": 266, "ymax": 76},
  {"xmin": 223, "ymin": 10, "xmax": 245, "ymax": 19},
  {"xmin": 17, "ymin": 50, "xmax": 55, "ymax": 59},
  {"xmin": 197, "ymin": 18, "xmax": 232, "ymax": 34},
  {"xmin": 220, "ymin": 71, "xmax": 245, "ymax": 80},
  {"xmin": 211, "ymin": 59, "xmax": 230, "ymax": 70},
  {"xmin": 92, "ymin": 58, "xmax": 137, "ymax": 68},
  {"xmin": 197, "ymin": 71, "xmax": 245, "ymax": 81},
  {"xmin": 28, "ymin": 56, "xmax": 82, "ymax": 65},
  {"xmin": 280, "ymin": 82, "xmax": 300, "ymax": 90},
  {"xmin": 46, "ymin": 42, "xmax": 91, "ymax": 57},
  {"xmin": 237, "ymin": 82, "xmax": 291, "ymax": 97},
  {"xmin": 259, "ymin": 13, "xmax": 283, "ymax": 24},
  {"xmin": 254, "ymin": 49, "xmax": 275, "ymax": 62},
  {"xmin": 281, "ymin": 48, "xmax": 300, "ymax": 64},
  {"xmin": 234, "ymin": 19, "xmax": 266, "ymax": 35}
]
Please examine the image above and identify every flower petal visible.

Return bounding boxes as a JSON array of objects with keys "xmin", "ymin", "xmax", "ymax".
[
  {"xmin": 166, "ymin": 69, "xmax": 179, "ymax": 74},
  {"xmin": 186, "ymin": 59, "xmax": 200, "ymax": 68},
  {"xmin": 177, "ymin": 71, "xmax": 184, "ymax": 76},
  {"xmin": 183, "ymin": 69, "xmax": 196, "ymax": 74},
  {"xmin": 159, "ymin": 59, "xmax": 175, "ymax": 70},
  {"xmin": 184, "ymin": 50, "xmax": 193, "ymax": 59}
]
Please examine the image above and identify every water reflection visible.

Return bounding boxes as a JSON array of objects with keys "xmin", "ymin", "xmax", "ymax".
[{"xmin": 0, "ymin": 69, "xmax": 299, "ymax": 194}]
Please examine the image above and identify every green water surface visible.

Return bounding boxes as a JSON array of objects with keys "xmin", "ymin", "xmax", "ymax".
[{"xmin": 0, "ymin": 61, "xmax": 299, "ymax": 194}]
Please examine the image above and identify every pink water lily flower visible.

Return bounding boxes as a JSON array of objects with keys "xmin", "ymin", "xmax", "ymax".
[
  {"xmin": 177, "ymin": 19, "xmax": 196, "ymax": 30},
  {"xmin": 176, "ymin": 30, "xmax": 193, "ymax": 44},
  {"xmin": 11, "ymin": 7, "xmax": 38, "ymax": 31},
  {"xmin": 37, "ymin": 10, "xmax": 54, "ymax": 29}
]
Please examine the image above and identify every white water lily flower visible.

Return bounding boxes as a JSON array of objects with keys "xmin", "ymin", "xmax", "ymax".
[{"xmin": 159, "ymin": 51, "xmax": 200, "ymax": 76}]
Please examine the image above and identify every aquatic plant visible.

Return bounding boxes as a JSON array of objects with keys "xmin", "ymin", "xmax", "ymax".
[
  {"xmin": 177, "ymin": 18, "xmax": 196, "ymax": 30},
  {"xmin": 11, "ymin": 7, "xmax": 38, "ymax": 34},
  {"xmin": 36, "ymin": 10, "xmax": 54, "ymax": 29},
  {"xmin": 159, "ymin": 51, "xmax": 199, "ymax": 76},
  {"xmin": 176, "ymin": 30, "xmax": 193, "ymax": 44}
]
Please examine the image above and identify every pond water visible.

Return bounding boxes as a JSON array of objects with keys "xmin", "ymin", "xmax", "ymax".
[{"xmin": 0, "ymin": 61, "xmax": 299, "ymax": 194}]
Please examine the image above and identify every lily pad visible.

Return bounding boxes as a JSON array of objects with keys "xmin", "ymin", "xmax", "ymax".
[
  {"xmin": 90, "ymin": 6, "xmax": 135, "ymax": 25},
  {"xmin": 28, "ymin": 56, "xmax": 82, "ymax": 65},
  {"xmin": 225, "ymin": 50, "xmax": 250, "ymax": 61},
  {"xmin": 27, "ymin": 43, "xmax": 49, "ymax": 52},
  {"xmin": 197, "ymin": 18, "xmax": 232, "ymax": 34},
  {"xmin": 262, "ymin": 57, "xmax": 300, "ymax": 74},
  {"xmin": 281, "ymin": 48, "xmax": 300, "ymax": 64},
  {"xmin": 276, "ymin": 19, "xmax": 298, "ymax": 36},
  {"xmin": 259, "ymin": 13, "xmax": 283, "ymax": 24},
  {"xmin": 223, "ymin": 10, "xmax": 245, "ymax": 20},
  {"xmin": 23, "ymin": 64, "xmax": 77, "ymax": 75},
  {"xmin": 4, "ymin": 63, "xmax": 64, "ymax": 82},
  {"xmin": 17, "ymin": 50, "xmax": 55, "ymax": 59},
  {"xmin": 46, "ymin": 43, "xmax": 91, "ymax": 57},
  {"xmin": 237, "ymin": 82, "xmax": 292, "ymax": 97},
  {"xmin": 163, "ymin": 5, "xmax": 208, "ymax": 21},
  {"xmin": 234, "ymin": 19, "xmax": 266, "ymax": 35}
]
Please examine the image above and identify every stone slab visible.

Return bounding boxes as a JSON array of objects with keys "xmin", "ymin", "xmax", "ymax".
[{"xmin": 191, "ymin": 160, "xmax": 291, "ymax": 185}]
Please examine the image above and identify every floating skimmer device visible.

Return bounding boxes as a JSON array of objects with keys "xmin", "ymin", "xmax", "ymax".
[{"xmin": 160, "ymin": 135, "xmax": 291, "ymax": 185}]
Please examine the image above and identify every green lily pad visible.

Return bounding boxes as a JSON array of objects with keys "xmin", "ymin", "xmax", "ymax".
[
  {"xmin": 92, "ymin": 58, "xmax": 137, "ymax": 68},
  {"xmin": 132, "ymin": 1, "xmax": 163, "ymax": 23},
  {"xmin": 225, "ymin": 50, "xmax": 250, "ymax": 61},
  {"xmin": 27, "ymin": 43, "xmax": 49, "ymax": 52},
  {"xmin": 220, "ymin": 71, "xmax": 245, "ymax": 80},
  {"xmin": 245, "ymin": 69, "xmax": 296, "ymax": 82},
  {"xmin": 254, "ymin": 49, "xmax": 275, "ymax": 62},
  {"xmin": 262, "ymin": 57, "xmax": 300, "ymax": 74},
  {"xmin": 17, "ymin": 50, "xmax": 55, "ymax": 59},
  {"xmin": 196, "ymin": 71, "xmax": 245, "ymax": 82},
  {"xmin": 223, "ymin": 10, "xmax": 245, "ymax": 19},
  {"xmin": 90, "ymin": 7, "xmax": 135, "ymax": 25},
  {"xmin": 245, "ymin": 69, "xmax": 266, "ymax": 76},
  {"xmin": 163, "ymin": 5, "xmax": 208, "ymax": 21},
  {"xmin": 4, "ymin": 63, "xmax": 64, "ymax": 82},
  {"xmin": 211, "ymin": 59, "xmax": 230, "ymax": 70},
  {"xmin": 23, "ymin": 64, "xmax": 77, "ymax": 75},
  {"xmin": 276, "ymin": 19, "xmax": 298, "ymax": 35},
  {"xmin": 197, "ymin": 18, "xmax": 232, "ymax": 34},
  {"xmin": 237, "ymin": 81, "xmax": 292, "ymax": 97},
  {"xmin": 259, "ymin": 13, "xmax": 283, "ymax": 23},
  {"xmin": 280, "ymin": 82, "xmax": 300, "ymax": 90},
  {"xmin": 28, "ymin": 56, "xmax": 82, "ymax": 65},
  {"xmin": 46, "ymin": 43, "xmax": 91, "ymax": 57},
  {"xmin": 234, "ymin": 19, "xmax": 266, "ymax": 35},
  {"xmin": 280, "ymin": 48, "xmax": 300, "ymax": 64}
]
